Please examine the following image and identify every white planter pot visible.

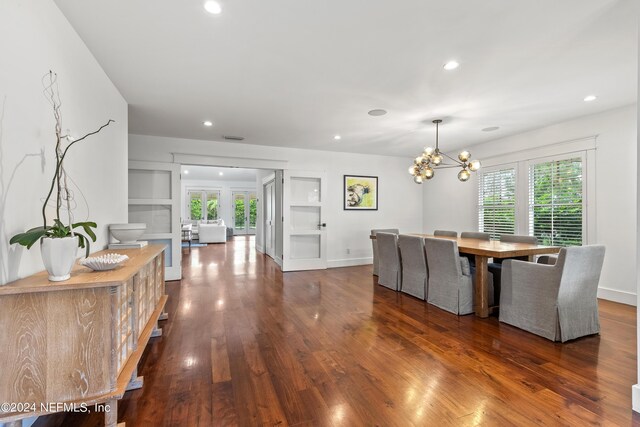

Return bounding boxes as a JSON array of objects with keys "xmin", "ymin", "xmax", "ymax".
[{"xmin": 41, "ymin": 236, "xmax": 79, "ymax": 282}]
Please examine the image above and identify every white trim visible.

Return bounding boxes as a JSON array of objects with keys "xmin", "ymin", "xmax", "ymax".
[
  {"xmin": 262, "ymin": 173, "xmax": 276, "ymax": 185},
  {"xmin": 275, "ymin": 256, "xmax": 283, "ymax": 267},
  {"xmin": 632, "ymin": 385, "xmax": 640, "ymax": 413},
  {"xmin": 480, "ymin": 135, "xmax": 597, "ymax": 168},
  {"xmin": 327, "ymin": 257, "xmax": 373, "ymax": 268},
  {"xmin": 597, "ymin": 287, "xmax": 637, "ymax": 306},
  {"xmin": 255, "ymin": 244, "xmax": 264, "ymax": 253},
  {"xmin": 173, "ymin": 153, "xmax": 288, "ymax": 170}
]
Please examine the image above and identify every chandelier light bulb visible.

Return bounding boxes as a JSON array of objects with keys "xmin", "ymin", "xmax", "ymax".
[
  {"xmin": 425, "ymin": 167, "xmax": 434, "ymax": 179},
  {"xmin": 408, "ymin": 166, "xmax": 416, "ymax": 175},
  {"xmin": 415, "ymin": 156, "xmax": 423, "ymax": 164},
  {"xmin": 424, "ymin": 146, "xmax": 434, "ymax": 155},
  {"xmin": 458, "ymin": 150, "xmax": 471, "ymax": 162},
  {"xmin": 469, "ymin": 159, "xmax": 481, "ymax": 171},
  {"xmin": 414, "ymin": 175, "xmax": 423, "ymax": 184},
  {"xmin": 458, "ymin": 169, "xmax": 471, "ymax": 182},
  {"xmin": 431, "ymin": 154, "xmax": 443, "ymax": 165}
]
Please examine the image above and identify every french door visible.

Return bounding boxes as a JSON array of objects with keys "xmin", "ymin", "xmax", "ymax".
[
  {"xmin": 128, "ymin": 161, "xmax": 181, "ymax": 280},
  {"xmin": 232, "ymin": 191, "xmax": 257, "ymax": 235},
  {"xmin": 282, "ymin": 170, "xmax": 327, "ymax": 271},
  {"xmin": 187, "ymin": 189, "xmax": 220, "ymax": 222}
]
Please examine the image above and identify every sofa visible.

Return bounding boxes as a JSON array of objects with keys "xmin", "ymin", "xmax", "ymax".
[{"xmin": 198, "ymin": 220, "xmax": 227, "ymax": 243}]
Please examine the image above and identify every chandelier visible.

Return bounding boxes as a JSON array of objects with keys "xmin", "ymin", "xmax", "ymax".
[{"xmin": 408, "ymin": 119, "xmax": 481, "ymax": 184}]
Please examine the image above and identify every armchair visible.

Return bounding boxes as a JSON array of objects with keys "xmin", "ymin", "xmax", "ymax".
[
  {"xmin": 499, "ymin": 245, "xmax": 605, "ymax": 342},
  {"xmin": 198, "ymin": 220, "xmax": 227, "ymax": 243}
]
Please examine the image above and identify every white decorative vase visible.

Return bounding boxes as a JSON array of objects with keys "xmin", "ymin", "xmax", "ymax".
[{"xmin": 41, "ymin": 236, "xmax": 79, "ymax": 282}]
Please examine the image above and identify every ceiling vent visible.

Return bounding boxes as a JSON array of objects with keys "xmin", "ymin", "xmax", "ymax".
[{"xmin": 223, "ymin": 135, "xmax": 245, "ymax": 141}]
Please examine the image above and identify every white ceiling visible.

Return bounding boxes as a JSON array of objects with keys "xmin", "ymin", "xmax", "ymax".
[
  {"xmin": 181, "ymin": 165, "xmax": 258, "ymax": 182},
  {"xmin": 55, "ymin": 0, "xmax": 637, "ymax": 156}
]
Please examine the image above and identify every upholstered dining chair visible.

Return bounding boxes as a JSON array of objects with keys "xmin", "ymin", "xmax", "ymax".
[
  {"xmin": 499, "ymin": 245, "xmax": 606, "ymax": 342},
  {"xmin": 488, "ymin": 235, "xmax": 538, "ymax": 303},
  {"xmin": 434, "ymin": 230, "xmax": 457, "ymax": 237},
  {"xmin": 371, "ymin": 229, "xmax": 399, "ymax": 276},
  {"xmin": 397, "ymin": 235, "xmax": 428, "ymax": 300},
  {"xmin": 424, "ymin": 238, "xmax": 493, "ymax": 315},
  {"xmin": 460, "ymin": 231, "xmax": 490, "ymax": 240},
  {"xmin": 459, "ymin": 231, "xmax": 490, "ymax": 267},
  {"xmin": 376, "ymin": 232, "xmax": 401, "ymax": 291}
]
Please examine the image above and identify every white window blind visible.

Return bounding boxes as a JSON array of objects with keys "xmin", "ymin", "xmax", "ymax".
[
  {"xmin": 478, "ymin": 167, "xmax": 516, "ymax": 239},
  {"xmin": 528, "ymin": 157, "xmax": 583, "ymax": 246}
]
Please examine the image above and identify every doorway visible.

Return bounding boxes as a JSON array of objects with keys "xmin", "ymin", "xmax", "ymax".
[
  {"xmin": 264, "ymin": 179, "xmax": 276, "ymax": 258},
  {"xmin": 232, "ymin": 191, "xmax": 257, "ymax": 235}
]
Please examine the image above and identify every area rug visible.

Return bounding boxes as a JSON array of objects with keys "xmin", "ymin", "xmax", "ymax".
[{"xmin": 182, "ymin": 242, "xmax": 208, "ymax": 248}]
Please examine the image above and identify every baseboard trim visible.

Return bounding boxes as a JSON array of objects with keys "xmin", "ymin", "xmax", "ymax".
[
  {"xmin": 597, "ymin": 287, "xmax": 636, "ymax": 306},
  {"xmin": 255, "ymin": 244, "xmax": 264, "ymax": 253},
  {"xmin": 633, "ymin": 385, "xmax": 640, "ymax": 413},
  {"xmin": 327, "ymin": 257, "xmax": 373, "ymax": 269},
  {"xmin": 275, "ymin": 256, "xmax": 283, "ymax": 268}
]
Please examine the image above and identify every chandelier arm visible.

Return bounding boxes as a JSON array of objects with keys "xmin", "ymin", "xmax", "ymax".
[
  {"xmin": 441, "ymin": 151, "xmax": 463, "ymax": 165},
  {"xmin": 433, "ymin": 164, "xmax": 465, "ymax": 169}
]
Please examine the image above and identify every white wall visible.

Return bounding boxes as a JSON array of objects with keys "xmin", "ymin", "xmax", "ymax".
[
  {"xmin": 424, "ymin": 104, "xmax": 637, "ymax": 305},
  {"xmin": 0, "ymin": 0, "xmax": 128, "ymax": 285},
  {"xmin": 181, "ymin": 178, "xmax": 257, "ymax": 231},
  {"xmin": 130, "ymin": 134, "xmax": 424, "ymax": 267}
]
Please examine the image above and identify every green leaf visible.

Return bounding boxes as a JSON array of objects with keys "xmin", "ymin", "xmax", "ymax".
[
  {"xmin": 10, "ymin": 227, "xmax": 50, "ymax": 249},
  {"xmin": 72, "ymin": 221, "xmax": 97, "ymax": 242},
  {"xmin": 75, "ymin": 233, "xmax": 91, "ymax": 258}
]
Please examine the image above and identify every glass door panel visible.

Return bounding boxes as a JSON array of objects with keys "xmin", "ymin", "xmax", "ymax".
[
  {"xmin": 206, "ymin": 192, "xmax": 219, "ymax": 220},
  {"xmin": 249, "ymin": 192, "xmax": 257, "ymax": 231},
  {"xmin": 233, "ymin": 192, "xmax": 247, "ymax": 234}
]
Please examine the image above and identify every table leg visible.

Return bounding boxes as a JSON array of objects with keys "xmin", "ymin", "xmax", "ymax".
[{"xmin": 474, "ymin": 255, "xmax": 489, "ymax": 318}]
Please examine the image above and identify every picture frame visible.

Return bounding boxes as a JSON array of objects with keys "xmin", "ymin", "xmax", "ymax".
[{"xmin": 344, "ymin": 175, "xmax": 378, "ymax": 210}]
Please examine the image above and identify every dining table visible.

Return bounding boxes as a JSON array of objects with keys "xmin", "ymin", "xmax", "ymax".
[{"xmin": 370, "ymin": 233, "xmax": 560, "ymax": 318}]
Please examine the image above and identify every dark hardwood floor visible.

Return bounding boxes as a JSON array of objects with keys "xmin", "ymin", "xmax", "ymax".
[{"xmin": 36, "ymin": 236, "xmax": 639, "ymax": 426}]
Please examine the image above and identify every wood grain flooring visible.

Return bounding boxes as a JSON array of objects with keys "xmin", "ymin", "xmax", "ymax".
[{"xmin": 35, "ymin": 237, "xmax": 639, "ymax": 426}]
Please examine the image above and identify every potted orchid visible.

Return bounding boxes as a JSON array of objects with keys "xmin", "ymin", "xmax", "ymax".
[{"xmin": 10, "ymin": 71, "xmax": 114, "ymax": 281}]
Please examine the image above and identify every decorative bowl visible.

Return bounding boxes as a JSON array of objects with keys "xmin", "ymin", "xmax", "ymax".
[
  {"xmin": 80, "ymin": 253, "xmax": 129, "ymax": 271},
  {"xmin": 109, "ymin": 223, "xmax": 146, "ymax": 244}
]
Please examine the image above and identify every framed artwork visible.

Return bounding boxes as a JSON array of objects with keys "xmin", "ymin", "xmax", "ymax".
[{"xmin": 344, "ymin": 175, "xmax": 378, "ymax": 210}]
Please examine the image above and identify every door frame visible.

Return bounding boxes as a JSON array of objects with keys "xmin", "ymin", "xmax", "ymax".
[{"xmin": 263, "ymin": 178, "xmax": 276, "ymax": 259}]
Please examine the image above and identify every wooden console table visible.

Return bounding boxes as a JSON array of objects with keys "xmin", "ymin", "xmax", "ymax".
[{"xmin": 0, "ymin": 245, "xmax": 168, "ymax": 427}]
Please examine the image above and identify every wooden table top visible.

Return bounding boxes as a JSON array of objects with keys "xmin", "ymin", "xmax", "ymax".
[
  {"xmin": 0, "ymin": 244, "xmax": 165, "ymax": 296},
  {"xmin": 371, "ymin": 233, "xmax": 560, "ymax": 258}
]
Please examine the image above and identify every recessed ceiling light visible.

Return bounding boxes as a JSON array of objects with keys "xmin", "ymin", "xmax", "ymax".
[
  {"xmin": 203, "ymin": 120, "xmax": 213, "ymax": 127},
  {"xmin": 584, "ymin": 95, "xmax": 597, "ymax": 102},
  {"xmin": 334, "ymin": 135, "xmax": 341, "ymax": 140},
  {"xmin": 204, "ymin": 1, "xmax": 222, "ymax": 14},
  {"xmin": 368, "ymin": 109, "xmax": 387, "ymax": 116},
  {"xmin": 443, "ymin": 61, "xmax": 460, "ymax": 71},
  {"xmin": 482, "ymin": 126, "xmax": 500, "ymax": 132},
  {"xmin": 219, "ymin": 172, "xmax": 223, "ymax": 176},
  {"xmin": 184, "ymin": 170, "xmax": 189, "ymax": 174}
]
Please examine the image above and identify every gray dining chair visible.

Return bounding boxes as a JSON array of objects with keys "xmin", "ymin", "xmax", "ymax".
[
  {"xmin": 397, "ymin": 235, "xmax": 428, "ymax": 300},
  {"xmin": 425, "ymin": 238, "xmax": 493, "ymax": 315},
  {"xmin": 499, "ymin": 245, "xmax": 606, "ymax": 342},
  {"xmin": 460, "ymin": 231, "xmax": 490, "ymax": 267},
  {"xmin": 538, "ymin": 255, "xmax": 558, "ymax": 265},
  {"xmin": 371, "ymin": 229, "xmax": 399, "ymax": 276},
  {"xmin": 376, "ymin": 232, "xmax": 401, "ymax": 291},
  {"xmin": 488, "ymin": 235, "xmax": 538, "ymax": 303},
  {"xmin": 434, "ymin": 230, "xmax": 457, "ymax": 237}
]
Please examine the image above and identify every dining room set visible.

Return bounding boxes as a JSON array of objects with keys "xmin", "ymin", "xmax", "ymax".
[{"xmin": 370, "ymin": 229, "xmax": 606, "ymax": 342}]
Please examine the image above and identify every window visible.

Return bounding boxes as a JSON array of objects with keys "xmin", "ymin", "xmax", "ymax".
[
  {"xmin": 478, "ymin": 167, "xmax": 516, "ymax": 239},
  {"xmin": 188, "ymin": 190, "xmax": 220, "ymax": 221},
  {"xmin": 528, "ymin": 157, "xmax": 583, "ymax": 246}
]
